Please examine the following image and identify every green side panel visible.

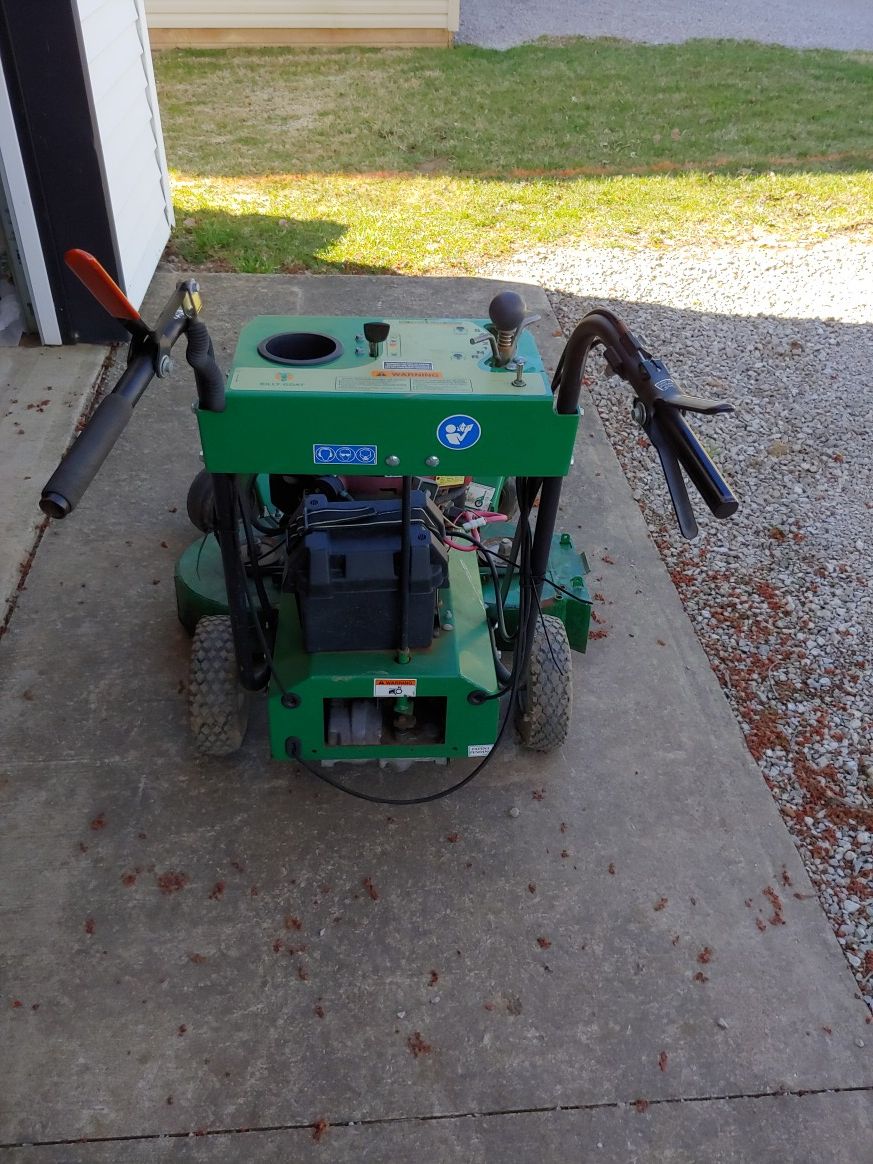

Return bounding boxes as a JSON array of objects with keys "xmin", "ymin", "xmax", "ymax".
[
  {"xmin": 174, "ymin": 537, "xmax": 229, "ymax": 634},
  {"xmin": 196, "ymin": 315, "xmax": 579, "ymax": 478},
  {"xmin": 267, "ymin": 549, "xmax": 499, "ymax": 762},
  {"xmin": 479, "ymin": 524, "xmax": 592, "ymax": 653}
]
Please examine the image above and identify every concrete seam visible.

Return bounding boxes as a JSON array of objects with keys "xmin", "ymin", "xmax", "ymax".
[{"xmin": 2, "ymin": 1084, "xmax": 872, "ymax": 1150}]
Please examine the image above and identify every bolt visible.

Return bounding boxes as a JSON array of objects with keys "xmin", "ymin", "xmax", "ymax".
[
  {"xmin": 158, "ymin": 355, "xmax": 172, "ymax": 378},
  {"xmin": 511, "ymin": 358, "xmax": 526, "ymax": 387},
  {"xmin": 425, "ymin": 455, "xmax": 440, "ymax": 468},
  {"xmin": 560, "ymin": 533, "xmax": 571, "ymax": 546},
  {"xmin": 385, "ymin": 455, "xmax": 400, "ymax": 467},
  {"xmin": 631, "ymin": 399, "xmax": 647, "ymax": 426}
]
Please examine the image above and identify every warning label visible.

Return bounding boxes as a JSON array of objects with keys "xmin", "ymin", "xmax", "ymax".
[
  {"xmin": 373, "ymin": 678, "xmax": 418, "ymax": 698},
  {"xmin": 382, "ymin": 360, "xmax": 434, "ymax": 371},
  {"xmin": 467, "ymin": 744, "xmax": 493, "ymax": 758},
  {"xmin": 372, "ymin": 369, "xmax": 444, "ymax": 379}
]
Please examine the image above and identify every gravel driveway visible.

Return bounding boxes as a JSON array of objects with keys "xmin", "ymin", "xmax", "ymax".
[
  {"xmin": 489, "ymin": 237, "xmax": 873, "ymax": 1008},
  {"xmin": 458, "ymin": 0, "xmax": 873, "ymax": 51}
]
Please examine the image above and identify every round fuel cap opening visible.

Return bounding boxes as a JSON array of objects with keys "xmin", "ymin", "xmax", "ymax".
[{"xmin": 258, "ymin": 332, "xmax": 343, "ymax": 366}]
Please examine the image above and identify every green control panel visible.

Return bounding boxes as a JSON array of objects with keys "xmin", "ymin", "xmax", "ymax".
[
  {"xmin": 227, "ymin": 317, "xmax": 550, "ymax": 396},
  {"xmin": 197, "ymin": 314, "xmax": 579, "ymax": 478}
]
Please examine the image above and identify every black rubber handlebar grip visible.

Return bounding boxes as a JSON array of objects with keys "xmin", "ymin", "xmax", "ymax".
[
  {"xmin": 40, "ymin": 393, "xmax": 134, "ymax": 518},
  {"xmin": 663, "ymin": 408, "xmax": 738, "ymax": 519}
]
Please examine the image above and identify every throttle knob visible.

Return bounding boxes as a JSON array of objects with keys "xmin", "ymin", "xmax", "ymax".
[{"xmin": 488, "ymin": 291, "xmax": 527, "ymax": 333}]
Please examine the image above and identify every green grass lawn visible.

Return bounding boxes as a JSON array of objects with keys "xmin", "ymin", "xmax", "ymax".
[{"xmin": 154, "ymin": 40, "xmax": 873, "ymax": 272}]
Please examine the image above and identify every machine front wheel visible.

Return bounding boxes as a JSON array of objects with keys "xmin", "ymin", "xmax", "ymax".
[
  {"xmin": 516, "ymin": 614, "xmax": 572, "ymax": 752},
  {"xmin": 189, "ymin": 615, "xmax": 250, "ymax": 755}
]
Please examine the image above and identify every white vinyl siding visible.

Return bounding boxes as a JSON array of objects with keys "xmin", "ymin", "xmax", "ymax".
[
  {"xmin": 146, "ymin": 1, "xmax": 460, "ymax": 32},
  {"xmin": 74, "ymin": 0, "xmax": 173, "ymax": 309}
]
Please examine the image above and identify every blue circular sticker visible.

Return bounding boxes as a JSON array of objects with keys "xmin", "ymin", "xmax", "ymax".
[{"xmin": 437, "ymin": 414, "xmax": 481, "ymax": 450}]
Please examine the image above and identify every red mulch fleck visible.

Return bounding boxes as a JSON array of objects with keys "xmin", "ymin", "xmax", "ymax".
[
  {"xmin": 230, "ymin": 860, "xmax": 245, "ymax": 874},
  {"xmin": 560, "ymin": 822, "xmax": 567, "ymax": 833},
  {"xmin": 588, "ymin": 628, "xmax": 609, "ymax": 640},
  {"xmin": 693, "ymin": 972, "xmax": 709, "ymax": 984},
  {"xmin": 602, "ymin": 554, "xmax": 615, "ymax": 565},
  {"xmin": 89, "ymin": 814, "xmax": 106, "ymax": 831},
  {"xmin": 78, "ymin": 842, "xmax": 89, "ymax": 854},
  {"xmin": 658, "ymin": 1051, "xmax": 668, "ymax": 1072},
  {"xmin": 156, "ymin": 871, "xmax": 188, "ymax": 895},
  {"xmin": 363, "ymin": 877, "xmax": 379, "ymax": 901},
  {"xmin": 781, "ymin": 868, "xmax": 793, "ymax": 887},
  {"xmin": 297, "ymin": 965, "xmax": 309, "ymax": 981},
  {"xmin": 532, "ymin": 789, "xmax": 545, "ymax": 801},
  {"xmin": 284, "ymin": 916, "xmax": 302, "ymax": 931},
  {"xmin": 429, "ymin": 970, "xmax": 439, "ymax": 986},
  {"xmin": 671, "ymin": 935, "xmax": 680, "ymax": 946},
  {"xmin": 446, "ymin": 833, "xmax": 460, "ymax": 843},
  {"xmin": 536, "ymin": 937, "xmax": 552, "ymax": 949},
  {"xmin": 528, "ymin": 883, "xmax": 537, "ymax": 894},
  {"xmin": 273, "ymin": 939, "xmax": 284, "ymax": 953},
  {"xmin": 312, "ymin": 1118, "xmax": 329, "ymax": 1143},
  {"xmin": 314, "ymin": 1003, "xmax": 325, "ymax": 1019},
  {"xmin": 121, "ymin": 872, "xmax": 137, "ymax": 887},
  {"xmin": 755, "ymin": 917, "xmax": 767, "ymax": 932},
  {"xmin": 561, "ymin": 849, "xmax": 570, "ymax": 859},
  {"xmin": 84, "ymin": 917, "xmax": 95, "ymax": 935},
  {"xmin": 189, "ymin": 953, "xmax": 207, "ymax": 964},
  {"xmin": 11, "ymin": 999, "xmax": 23, "ymax": 1009},
  {"xmin": 653, "ymin": 897, "xmax": 668, "ymax": 911},
  {"xmin": 608, "ymin": 862, "xmax": 616, "ymax": 875},
  {"xmin": 483, "ymin": 1002, "xmax": 495, "ymax": 1011},
  {"xmin": 407, "ymin": 1031, "xmax": 432, "ymax": 1057},
  {"xmin": 177, "ymin": 1024, "xmax": 187, "ymax": 1036},
  {"xmin": 697, "ymin": 947, "xmax": 713, "ymax": 965},
  {"xmin": 633, "ymin": 1098, "xmax": 649, "ymax": 1113},
  {"xmin": 250, "ymin": 885, "xmax": 259, "ymax": 896},
  {"xmin": 208, "ymin": 881, "xmax": 225, "ymax": 901}
]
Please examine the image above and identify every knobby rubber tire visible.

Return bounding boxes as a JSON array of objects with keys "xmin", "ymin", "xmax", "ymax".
[
  {"xmin": 517, "ymin": 614, "xmax": 572, "ymax": 751},
  {"xmin": 186, "ymin": 468, "xmax": 216, "ymax": 533},
  {"xmin": 189, "ymin": 615, "xmax": 250, "ymax": 755}
]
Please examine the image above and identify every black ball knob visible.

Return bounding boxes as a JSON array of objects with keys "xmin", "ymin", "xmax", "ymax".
[
  {"xmin": 488, "ymin": 291, "xmax": 526, "ymax": 332},
  {"xmin": 363, "ymin": 321, "xmax": 390, "ymax": 343}
]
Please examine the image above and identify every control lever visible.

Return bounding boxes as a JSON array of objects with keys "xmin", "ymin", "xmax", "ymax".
[
  {"xmin": 40, "ymin": 250, "xmax": 225, "ymax": 519},
  {"xmin": 552, "ymin": 308, "xmax": 739, "ymax": 539},
  {"xmin": 470, "ymin": 291, "xmax": 541, "ymax": 367},
  {"xmin": 363, "ymin": 321, "xmax": 390, "ymax": 359}
]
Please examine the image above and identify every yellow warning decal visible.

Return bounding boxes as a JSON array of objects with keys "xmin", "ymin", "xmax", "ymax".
[{"xmin": 434, "ymin": 476, "xmax": 465, "ymax": 486}]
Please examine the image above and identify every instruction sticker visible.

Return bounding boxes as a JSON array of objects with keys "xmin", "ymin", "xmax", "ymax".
[
  {"xmin": 382, "ymin": 360, "xmax": 434, "ymax": 371},
  {"xmin": 313, "ymin": 443, "xmax": 377, "ymax": 466},
  {"xmin": 468, "ymin": 744, "xmax": 493, "ymax": 758},
  {"xmin": 373, "ymin": 678, "xmax": 418, "ymax": 698},
  {"xmin": 437, "ymin": 414, "xmax": 481, "ymax": 449}
]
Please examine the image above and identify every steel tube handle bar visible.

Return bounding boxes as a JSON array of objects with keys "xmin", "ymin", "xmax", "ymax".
[
  {"xmin": 40, "ymin": 252, "xmax": 224, "ymax": 519},
  {"xmin": 552, "ymin": 309, "xmax": 738, "ymax": 539}
]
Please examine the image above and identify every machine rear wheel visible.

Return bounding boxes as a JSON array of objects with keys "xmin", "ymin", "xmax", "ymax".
[
  {"xmin": 189, "ymin": 615, "xmax": 250, "ymax": 755},
  {"xmin": 186, "ymin": 468, "xmax": 215, "ymax": 533},
  {"xmin": 516, "ymin": 614, "xmax": 572, "ymax": 752}
]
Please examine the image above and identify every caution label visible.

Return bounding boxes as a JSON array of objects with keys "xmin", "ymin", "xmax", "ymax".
[
  {"xmin": 373, "ymin": 678, "xmax": 418, "ymax": 698},
  {"xmin": 467, "ymin": 744, "xmax": 493, "ymax": 758}
]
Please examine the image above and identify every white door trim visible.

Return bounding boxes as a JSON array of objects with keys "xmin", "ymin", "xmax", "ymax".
[{"xmin": 0, "ymin": 54, "xmax": 62, "ymax": 345}]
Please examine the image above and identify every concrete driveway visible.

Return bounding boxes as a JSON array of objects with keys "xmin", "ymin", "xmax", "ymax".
[
  {"xmin": 1, "ymin": 275, "xmax": 870, "ymax": 1161},
  {"xmin": 457, "ymin": 0, "xmax": 873, "ymax": 51}
]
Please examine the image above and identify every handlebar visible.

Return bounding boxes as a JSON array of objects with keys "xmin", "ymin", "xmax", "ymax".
[
  {"xmin": 552, "ymin": 308, "xmax": 738, "ymax": 539},
  {"xmin": 40, "ymin": 253, "xmax": 225, "ymax": 519}
]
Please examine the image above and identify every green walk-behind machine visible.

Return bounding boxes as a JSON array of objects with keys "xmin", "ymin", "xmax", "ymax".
[{"xmin": 41, "ymin": 251, "xmax": 740, "ymax": 804}]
